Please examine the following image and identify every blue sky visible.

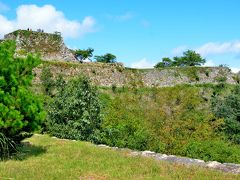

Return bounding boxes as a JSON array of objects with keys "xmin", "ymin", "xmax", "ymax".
[{"xmin": 0, "ymin": 0, "xmax": 240, "ymax": 72}]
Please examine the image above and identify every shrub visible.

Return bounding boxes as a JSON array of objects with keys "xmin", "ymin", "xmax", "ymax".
[
  {"xmin": 215, "ymin": 76, "xmax": 227, "ymax": 83},
  {"xmin": 40, "ymin": 66, "xmax": 55, "ymax": 96},
  {"xmin": 212, "ymin": 85, "xmax": 240, "ymax": 143},
  {"xmin": 0, "ymin": 40, "xmax": 45, "ymax": 156},
  {"xmin": 111, "ymin": 84, "xmax": 117, "ymax": 93},
  {"xmin": 46, "ymin": 76, "xmax": 102, "ymax": 141},
  {"xmin": 182, "ymin": 140, "xmax": 240, "ymax": 163}
]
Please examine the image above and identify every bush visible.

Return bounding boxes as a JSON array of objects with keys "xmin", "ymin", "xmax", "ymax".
[
  {"xmin": 98, "ymin": 93, "xmax": 155, "ymax": 150},
  {"xmin": 212, "ymin": 85, "xmax": 240, "ymax": 143},
  {"xmin": 182, "ymin": 140, "xmax": 240, "ymax": 163},
  {"xmin": 0, "ymin": 40, "xmax": 45, "ymax": 145},
  {"xmin": 46, "ymin": 76, "xmax": 102, "ymax": 141},
  {"xmin": 40, "ymin": 66, "xmax": 55, "ymax": 96}
]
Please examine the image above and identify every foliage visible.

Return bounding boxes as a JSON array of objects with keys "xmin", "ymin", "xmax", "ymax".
[
  {"xmin": 98, "ymin": 85, "xmax": 240, "ymax": 163},
  {"xmin": 95, "ymin": 53, "xmax": 116, "ymax": 63},
  {"xmin": 180, "ymin": 67, "xmax": 200, "ymax": 81},
  {"xmin": 46, "ymin": 76, "xmax": 102, "ymax": 141},
  {"xmin": 98, "ymin": 94, "xmax": 153, "ymax": 150},
  {"xmin": 154, "ymin": 57, "xmax": 172, "ymax": 68},
  {"xmin": 74, "ymin": 48, "xmax": 94, "ymax": 62},
  {"xmin": 0, "ymin": 40, "xmax": 45, "ymax": 147},
  {"xmin": 182, "ymin": 140, "xmax": 240, "ymax": 163},
  {"xmin": 40, "ymin": 66, "xmax": 55, "ymax": 96},
  {"xmin": 0, "ymin": 132, "xmax": 16, "ymax": 160},
  {"xmin": 155, "ymin": 50, "xmax": 206, "ymax": 68},
  {"xmin": 212, "ymin": 85, "xmax": 240, "ymax": 143},
  {"xmin": 173, "ymin": 50, "xmax": 206, "ymax": 66}
]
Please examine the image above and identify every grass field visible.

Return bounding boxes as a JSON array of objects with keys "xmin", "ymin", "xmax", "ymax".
[{"xmin": 0, "ymin": 135, "xmax": 239, "ymax": 180}]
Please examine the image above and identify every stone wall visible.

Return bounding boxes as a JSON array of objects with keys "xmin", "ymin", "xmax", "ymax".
[
  {"xmin": 4, "ymin": 30, "xmax": 76, "ymax": 62},
  {"xmin": 33, "ymin": 61, "xmax": 238, "ymax": 87},
  {"xmin": 96, "ymin": 143, "xmax": 240, "ymax": 174}
]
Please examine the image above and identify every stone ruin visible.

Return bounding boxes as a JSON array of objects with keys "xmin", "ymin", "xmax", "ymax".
[{"xmin": 3, "ymin": 29, "xmax": 77, "ymax": 62}]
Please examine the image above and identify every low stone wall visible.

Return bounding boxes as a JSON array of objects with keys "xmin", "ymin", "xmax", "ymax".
[
  {"xmin": 97, "ymin": 144, "xmax": 240, "ymax": 174},
  {"xmin": 49, "ymin": 134, "xmax": 240, "ymax": 174},
  {"xmin": 33, "ymin": 61, "xmax": 238, "ymax": 88}
]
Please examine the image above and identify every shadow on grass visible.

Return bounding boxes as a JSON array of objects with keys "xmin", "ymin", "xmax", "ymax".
[{"xmin": 12, "ymin": 142, "xmax": 47, "ymax": 161}]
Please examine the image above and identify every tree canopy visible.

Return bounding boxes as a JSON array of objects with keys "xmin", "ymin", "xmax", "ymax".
[
  {"xmin": 155, "ymin": 50, "xmax": 206, "ymax": 68},
  {"xmin": 74, "ymin": 48, "xmax": 94, "ymax": 62},
  {"xmin": 95, "ymin": 53, "xmax": 116, "ymax": 63},
  {"xmin": 154, "ymin": 57, "xmax": 172, "ymax": 68}
]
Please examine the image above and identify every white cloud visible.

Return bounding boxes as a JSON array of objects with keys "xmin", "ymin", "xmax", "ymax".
[
  {"xmin": 130, "ymin": 58, "xmax": 155, "ymax": 69},
  {"xmin": 172, "ymin": 45, "xmax": 188, "ymax": 55},
  {"xmin": 203, "ymin": 60, "xmax": 215, "ymax": 67},
  {"xmin": 230, "ymin": 67, "xmax": 240, "ymax": 73},
  {"xmin": 0, "ymin": 4, "xmax": 96, "ymax": 39},
  {"xmin": 196, "ymin": 41, "xmax": 240, "ymax": 56},
  {"xmin": 0, "ymin": 1, "xmax": 9, "ymax": 12},
  {"xmin": 0, "ymin": 15, "xmax": 13, "ymax": 35}
]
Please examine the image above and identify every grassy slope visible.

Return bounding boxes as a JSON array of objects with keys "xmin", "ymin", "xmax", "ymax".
[{"xmin": 0, "ymin": 135, "xmax": 239, "ymax": 180}]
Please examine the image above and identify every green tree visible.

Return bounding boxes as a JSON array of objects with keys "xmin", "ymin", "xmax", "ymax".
[
  {"xmin": 154, "ymin": 57, "xmax": 173, "ymax": 68},
  {"xmin": 0, "ymin": 40, "xmax": 45, "ymax": 145},
  {"xmin": 95, "ymin": 53, "xmax": 116, "ymax": 63},
  {"xmin": 47, "ymin": 76, "xmax": 102, "ymax": 141},
  {"xmin": 74, "ymin": 48, "xmax": 94, "ymax": 62},
  {"xmin": 173, "ymin": 50, "xmax": 206, "ymax": 66},
  {"xmin": 155, "ymin": 50, "xmax": 206, "ymax": 68}
]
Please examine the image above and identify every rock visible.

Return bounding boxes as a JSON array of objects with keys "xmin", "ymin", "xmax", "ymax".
[
  {"xmin": 4, "ymin": 30, "xmax": 77, "ymax": 62},
  {"xmin": 130, "ymin": 151, "xmax": 141, "ymax": 156},
  {"xmin": 207, "ymin": 161, "xmax": 222, "ymax": 168},
  {"xmin": 141, "ymin": 150, "xmax": 156, "ymax": 157},
  {"xmin": 155, "ymin": 154, "xmax": 168, "ymax": 160},
  {"xmin": 97, "ymin": 144, "xmax": 110, "ymax": 148}
]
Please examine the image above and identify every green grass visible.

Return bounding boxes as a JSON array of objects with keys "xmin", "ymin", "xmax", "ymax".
[{"xmin": 0, "ymin": 135, "xmax": 239, "ymax": 179}]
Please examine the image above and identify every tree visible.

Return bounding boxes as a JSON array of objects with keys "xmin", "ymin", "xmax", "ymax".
[
  {"xmin": 154, "ymin": 50, "xmax": 206, "ymax": 68},
  {"xmin": 173, "ymin": 50, "xmax": 206, "ymax": 66},
  {"xmin": 0, "ymin": 40, "xmax": 45, "ymax": 145},
  {"xmin": 95, "ymin": 53, "xmax": 116, "ymax": 63},
  {"xmin": 74, "ymin": 48, "xmax": 94, "ymax": 62},
  {"xmin": 47, "ymin": 76, "xmax": 102, "ymax": 141},
  {"xmin": 154, "ymin": 57, "xmax": 173, "ymax": 68}
]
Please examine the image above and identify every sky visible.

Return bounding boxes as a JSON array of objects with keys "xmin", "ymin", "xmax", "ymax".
[{"xmin": 0, "ymin": 0, "xmax": 240, "ymax": 72}]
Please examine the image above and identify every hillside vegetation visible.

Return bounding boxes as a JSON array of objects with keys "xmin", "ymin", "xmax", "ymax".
[
  {"xmin": 97, "ymin": 85, "xmax": 240, "ymax": 164},
  {"xmin": 0, "ymin": 135, "xmax": 239, "ymax": 179}
]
